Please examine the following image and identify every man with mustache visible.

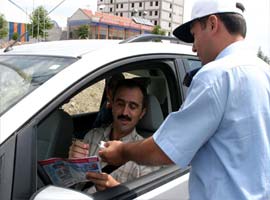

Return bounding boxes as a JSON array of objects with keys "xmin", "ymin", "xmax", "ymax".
[{"xmin": 69, "ymin": 79, "xmax": 159, "ymax": 192}]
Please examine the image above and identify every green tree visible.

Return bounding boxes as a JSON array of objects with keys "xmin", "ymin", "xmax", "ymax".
[
  {"xmin": 257, "ymin": 47, "xmax": 270, "ymax": 64},
  {"xmin": 0, "ymin": 14, "xmax": 8, "ymax": 39},
  {"xmin": 29, "ymin": 6, "xmax": 53, "ymax": 39},
  {"xmin": 12, "ymin": 32, "xmax": 19, "ymax": 40},
  {"xmin": 151, "ymin": 25, "xmax": 166, "ymax": 36},
  {"xmin": 75, "ymin": 25, "xmax": 89, "ymax": 39}
]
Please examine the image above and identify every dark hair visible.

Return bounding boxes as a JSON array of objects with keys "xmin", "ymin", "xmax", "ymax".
[
  {"xmin": 112, "ymin": 79, "xmax": 148, "ymax": 109},
  {"xmin": 197, "ymin": 3, "xmax": 247, "ymax": 38},
  {"xmin": 216, "ymin": 13, "xmax": 246, "ymax": 38},
  {"xmin": 105, "ymin": 74, "xmax": 125, "ymax": 90}
]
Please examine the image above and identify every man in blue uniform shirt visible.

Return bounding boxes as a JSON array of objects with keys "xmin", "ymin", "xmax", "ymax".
[{"xmin": 99, "ymin": 0, "xmax": 270, "ymax": 199}]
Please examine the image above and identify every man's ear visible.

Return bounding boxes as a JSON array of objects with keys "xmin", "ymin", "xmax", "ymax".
[
  {"xmin": 208, "ymin": 15, "xmax": 218, "ymax": 32},
  {"xmin": 140, "ymin": 108, "xmax": 146, "ymax": 119}
]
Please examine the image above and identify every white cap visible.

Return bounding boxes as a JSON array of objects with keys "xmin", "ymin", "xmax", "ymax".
[{"xmin": 173, "ymin": 0, "xmax": 244, "ymax": 43}]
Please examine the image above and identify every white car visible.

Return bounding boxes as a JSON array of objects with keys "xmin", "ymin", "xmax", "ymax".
[{"xmin": 0, "ymin": 35, "xmax": 201, "ymax": 200}]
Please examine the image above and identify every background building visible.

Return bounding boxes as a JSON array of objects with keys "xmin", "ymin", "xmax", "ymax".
[
  {"xmin": 97, "ymin": 0, "xmax": 184, "ymax": 36},
  {"xmin": 67, "ymin": 9, "xmax": 153, "ymax": 40},
  {"xmin": 0, "ymin": 1, "xmax": 30, "ymax": 43},
  {"xmin": 46, "ymin": 20, "xmax": 65, "ymax": 41}
]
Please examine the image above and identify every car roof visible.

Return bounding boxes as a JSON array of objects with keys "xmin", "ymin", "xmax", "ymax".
[
  {"xmin": 0, "ymin": 39, "xmax": 194, "ymax": 57},
  {"xmin": 1, "ymin": 40, "xmax": 121, "ymax": 57}
]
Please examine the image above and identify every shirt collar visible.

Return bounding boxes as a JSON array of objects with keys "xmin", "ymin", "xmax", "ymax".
[
  {"xmin": 103, "ymin": 124, "xmax": 138, "ymax": 142},
  {"xmin": 216, "ymin": 40, "xmax": 248, "ymax": 60}
]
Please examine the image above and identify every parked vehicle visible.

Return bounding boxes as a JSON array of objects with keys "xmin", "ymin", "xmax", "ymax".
[{"xmin": 0, "ymin": 35, "xmax": 201, "ymax": 200}]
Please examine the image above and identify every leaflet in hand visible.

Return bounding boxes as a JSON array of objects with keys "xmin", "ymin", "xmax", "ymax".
[{"xmin": 38, "ymin": 156, "xmax": 101, "ymax": 187}]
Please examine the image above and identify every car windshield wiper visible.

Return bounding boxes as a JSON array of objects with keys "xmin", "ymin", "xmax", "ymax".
[{"xmin": 4, "ymin": 32, "xmax": 28, "ymax": 53}]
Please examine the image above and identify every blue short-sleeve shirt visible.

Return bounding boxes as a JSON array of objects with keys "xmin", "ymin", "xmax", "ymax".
[{"xmin": 153, "ymin": 41, "xmax": 270, "ymax": 200}]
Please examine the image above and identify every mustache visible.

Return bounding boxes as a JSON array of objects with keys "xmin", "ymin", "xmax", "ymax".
[{"xmin": 117, "ymin": 115, "xmax": 131, "ymax": 121}]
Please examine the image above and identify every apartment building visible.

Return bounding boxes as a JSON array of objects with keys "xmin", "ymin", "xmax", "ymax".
[
  {"xmin": 97, "ymin": 0, "xmax": 184, "ymax": 36},
  {"xmin": 67, "ymin": 9, "xmax": 153, "ymax": 40}
]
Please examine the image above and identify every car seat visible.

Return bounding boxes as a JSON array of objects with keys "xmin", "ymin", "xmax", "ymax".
[
  {"xmin": 137, "ymin": 95, "xmax": 164, "ymax": 138},
  {"xmin": 147, "ymin": 77, "xmax": 168, "ymax": 116},
  {"xmin": 37, "ymin": 109, "xmax": 74, "ymax": 161}
]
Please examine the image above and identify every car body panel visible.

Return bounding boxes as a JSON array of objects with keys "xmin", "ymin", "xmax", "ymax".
[
  {"xmin": 0, "ymin": 38, "xmax": 200, "ymax": 200},
  {"xmin": 3, "ymin": 40, "xmax": 121, "ymax": 57},
  {"xmin": 30, "ymin": 186, "xmax": 93, "ymax": 200},
  {"xmin": 134, "ymin": 173, "xmax": 190, "ymax": 200}
]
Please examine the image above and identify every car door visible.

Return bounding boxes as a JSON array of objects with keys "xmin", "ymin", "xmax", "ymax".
[{"xmin": 1, "ymin": 53, "xmax": 191, "ymax": 200}]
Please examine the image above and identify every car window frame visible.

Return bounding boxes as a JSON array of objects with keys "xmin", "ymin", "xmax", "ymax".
[
  {"xmin": 11, "ymin": 120, "xmax": 38, "ymax": 199},
  {"xmin": 8, "ymin": 53, "xmax": 190, "ymax": 199},
  {"xmin": 0, "ymin": 135, "xmax": 16, "ymax": 200},
  {"xmin": 175, "ymin": 56, "xmax": 201, "ymax": 100}
]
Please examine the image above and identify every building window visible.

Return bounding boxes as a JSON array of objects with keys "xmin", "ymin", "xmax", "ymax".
[
  {"xmin": 149, "ymin": 11, "xmax": 152, "ymax": 16},
  {"xmin": 155, "ymin": 10, "xmax": 158, "ymax": 16},
  {"xmin": 120, "ymin": 12, "xmax": 123, "ymax": 16},
  {"xmin": 169, "ymin": 13, "xmax": 172, "ymax": 18},
  {"xmin": 116, "ymin": 4, "xmax": 118, "ymax": 8},
  {"xmin": 131, "ymin": 3, "xmax": 134, "ymax": 8},
  {"xmin": 169, "ymin": 22, "xmax": 171, "ymax": 28},
  {"xmin": 116, "ymin": 12, "xmax": 118, "ymax": 16},
  {"xmin": 121, "ymin": 3, "xmax": 123, "ymax": 8},
  {"xmin": 170, "ymin": 3, "xmax": 172, "ymax": 9},
  {"xmin": 154, "ymin": 20, "xmax": 157, "ymax": 25},
  {"xmin": 143, "ymin": 11, "xmax": 147, "ymax": 17},
  {"xmin": 110, "ymin": 7, "xmax": 113, "ymax": 12},
  {"xmin": 168, "ymin": 32, "xmax": 171, "ymax": 36},
  {"xmin": 139, "ymin": 2, "xmax": 142, "ymax": 7},
  {"xmin": 150, "ymin": 1, "xmax": 153, "ymax": 6},
  {"xmin": 139, "ymin": 11, "xmax": 142, "ymax": 16},
  {"xmin": 155, "ymin": 1, "xmax": 158, "ymax": 6},
  {"xmin": 110, "ymin": 0, "xmax": 113, "ymax": 3},
  {"xmin": 131, "ymin": 12, "xmax": 134, "ymax": 16}
]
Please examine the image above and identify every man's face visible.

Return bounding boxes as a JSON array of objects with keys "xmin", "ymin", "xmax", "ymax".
[
  {"xmin": 112, "ymin": 86, "xmax": 145, "ymax": 134},
  {"xmin": 190, "ymin": 19, "xmax": 214, "ymax": 65}
]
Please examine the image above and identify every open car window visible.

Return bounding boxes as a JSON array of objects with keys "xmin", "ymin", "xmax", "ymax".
[
  {"xmin": 34, "ymin": 57, "xmax": 183, "ymax": 198},
  {"xmin": 62, "ymin": 79, "xmax": 105, "ymax": 115}
]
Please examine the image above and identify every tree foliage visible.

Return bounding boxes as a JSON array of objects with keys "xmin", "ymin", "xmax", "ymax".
[
  {"xmin": 12, "ymin": 32, "xmax": 19, "ymax": 40},
  {"xmin": 257, "ymin": 47, "xmax": 270, "ymax": 64},
  {"xmin": 0, "ymin": 14, "xmax": 8, "ymax": 39},
  {"xmin": 75, "ymin": 25, "xmax": 89, "ymax": 39},
  {"xmin": 151, "ymin": 25, "xmax": 166, "ymax": 36},
  {"xmin": 29, "ymin": 6, "xmax": 53, "ymax": 39}
]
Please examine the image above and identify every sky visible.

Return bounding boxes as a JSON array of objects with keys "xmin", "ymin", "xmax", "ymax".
[
  {"xmin": 1, "ymin": 0, "xmax": 270, "ymax": 57},
  {"xmin": 184, "ymin": 0, "xmax": 270, "ymax": 57}
]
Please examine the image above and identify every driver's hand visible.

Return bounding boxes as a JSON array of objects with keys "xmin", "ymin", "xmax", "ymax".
[
  {"xmin": 86, "ymin": 171, "xmax": 120, "ymax": 191},
  {"xmin": 98, "ymin": 140, "xmax": 126, "ymax": 166},
  {"xmin": 68, "ymin": 139, "xmax": 89, "ymax": 159}
]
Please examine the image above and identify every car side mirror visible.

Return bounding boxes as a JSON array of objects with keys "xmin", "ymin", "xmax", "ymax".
[{"xmin": 30, "ymin": 185, "xmax": 93, "ymax": 200}]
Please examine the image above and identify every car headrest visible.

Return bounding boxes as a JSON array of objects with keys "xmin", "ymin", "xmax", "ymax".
[
  {"xmin": 137, "ymin": 95, "xmax": 164, "ymax": 135},
  {"xmin": 147, "ymin": 77, "xmax": 167, "ymax": 104}
]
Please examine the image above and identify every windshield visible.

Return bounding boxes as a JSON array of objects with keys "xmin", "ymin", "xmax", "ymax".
[{"xmin": 0, "ymin": 55, "xmax": 77, "ymax": 116}]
